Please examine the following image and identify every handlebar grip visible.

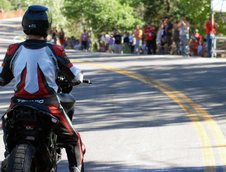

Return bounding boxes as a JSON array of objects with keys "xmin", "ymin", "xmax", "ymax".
[{"xmin": 72, "ymin": 79, "xmax": 92, "ymax": 86}]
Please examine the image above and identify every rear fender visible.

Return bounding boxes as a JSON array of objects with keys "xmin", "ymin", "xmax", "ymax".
[{"xmin": 3, "ymin": 103, "xmax": 59, "ymax": 151}]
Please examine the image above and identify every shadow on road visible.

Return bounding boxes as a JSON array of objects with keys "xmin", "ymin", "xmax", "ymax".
[
  {"xmin": 58, "ymin": 159, "xmax": 226, "ymax": 172},
  {"xmin": 69, "ymin": 52, "xmax": 226, "ymax": 132}
]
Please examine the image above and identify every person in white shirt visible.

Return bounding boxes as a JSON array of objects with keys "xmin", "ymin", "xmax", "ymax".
[{"xmin": 101, "ymin": 32, "xmax": 110, "ymax": 52}]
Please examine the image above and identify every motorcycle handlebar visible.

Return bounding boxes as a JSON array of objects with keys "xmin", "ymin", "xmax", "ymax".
[
  {"xmin": 57, "ymin": 75, "xmax": 91, "ymax": 86},
  {"xmin": 73, "ymin": 79, "xmax": 92, "ymax": 86},
  {"xmin": 83, "ymin": 79, "xmax": 92, "ymax": 84}
]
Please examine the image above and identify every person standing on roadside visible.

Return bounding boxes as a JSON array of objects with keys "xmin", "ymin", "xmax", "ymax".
[
  {"xmin": 108, "ymin": 33, "xmax": 115, "ymax": 53},
  {"xmin": 51, "ymin": 27, "xmax": 58, "ymax": 44},
  {"xmin": 129, "ymin": 32, "xmax": 136, "ymax": 54},
  {"xmin": 81, "ymin": 29, "xmax": 89, "ymax": 51},
  {"xmin": 204, "ymin": 16, "xmax": 219, "ymax": 57},
  {"xmin": 134, "ymin": 25, "xmax": 143, "ymax": 54},
  {"xmin": 178, "ymin": 15, "xmax": 190, "ymax": 57},
  {"xmin": 114, "ymin": 30, "xmax": 122, "ymax": 54},
  {"xmin": 143, "ymin": 21, "xmax": 156, "ymax": 54},
  {"xmin": 59, "ymin": 28, "xmax": 65, "ymax": 46},
  {"xmin": 156, "ymin": 22, "xmax": 164, "ymax": 54},
  {"xmin": 101, "ymin": 32, "xmax": 110, "ymax": 52},
  {"xmin": 163, "ymin": 17, "xmax": 173, "ymax": 54},
  {"xmin": 123, "ymin": 32, "xmax": 130, "ymax": 53},
  {"xmin": 173, "ymin": 21, "xmax": 181, "ymax": 55}
]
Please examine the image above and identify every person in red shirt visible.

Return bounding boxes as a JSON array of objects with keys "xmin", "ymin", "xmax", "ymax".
[
  {"xmin": 205, "ymin": 16, "xmax": 218, "ymax": 57},
  {"xmin": 143, "ymin": 21, "xmax": 156, "ymax": 54},
  {"xmin": 190, "ymin": 29, "xmax": 202, "ymax": 56},
  {"xmin": 194, "ymin": 29, "xmax": 202, "ymax": 46},
  {"xmin": 59, "ymin": 28, "xmax": 65, "ymax": 46}
]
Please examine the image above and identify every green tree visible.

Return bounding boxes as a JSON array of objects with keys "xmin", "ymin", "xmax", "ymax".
[
  {"xmin": 0, "ymin": 0, "xmax": 13, "ymax": 11},
  {"xmin": 22, "ymin": 0, "xmax": 67, "ymax": 29},
  {"xmin": 2, "ymin": 0, "xmax": 226, "ymax": 40},
  {"xmin": 170, "ymin": 0, "xmax": 211, "ymax": 35},
  {"xmin": 126, "ymin": 0, "xmax": 174, "ymax": 26},
  {"xmin": 129, "ymin": 0, "xmax": 225, "ymax": 36},
  {"xmin": 64, "ymin": 0, "xmax": 144, "ymax": 38}
]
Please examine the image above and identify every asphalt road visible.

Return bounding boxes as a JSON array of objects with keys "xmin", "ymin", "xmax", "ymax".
[{"xmin": 1, "ymin": 18, "xmax": 226, "ymax": 172}]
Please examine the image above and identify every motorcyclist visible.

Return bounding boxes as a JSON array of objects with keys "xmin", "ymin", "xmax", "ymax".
[{"xmin": 0, "ymin": 5, "xmax": 84, "ymax": 172}]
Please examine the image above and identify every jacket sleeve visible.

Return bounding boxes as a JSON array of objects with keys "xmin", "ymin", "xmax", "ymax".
[
  {"xmin": 51, "ymin": 44, "xmax": 81, "ymax": 81},
  {"xmin": 0, "ymin": 43, "xmax": 18, "ymax": 85}
]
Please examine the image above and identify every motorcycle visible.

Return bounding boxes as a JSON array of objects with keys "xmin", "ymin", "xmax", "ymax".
[{"xmin": 1, "ymin": 75, "xmax": 91, "ymax": 172}]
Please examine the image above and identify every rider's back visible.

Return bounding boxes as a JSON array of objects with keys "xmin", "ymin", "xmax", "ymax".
[{"xmin": 1, "ymin": 40, "xmax": 76, "ymax": 98}]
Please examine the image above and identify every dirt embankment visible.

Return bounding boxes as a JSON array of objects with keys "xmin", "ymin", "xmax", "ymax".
[{"xmin": 0, "ymin": 10, "xmax": 24, "ymax": 19}]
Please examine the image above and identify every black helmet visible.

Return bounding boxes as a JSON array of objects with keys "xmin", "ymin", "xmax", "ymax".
[{"xmin": 22, "ymin": 5, "xmax": 52, "ymax": 38}]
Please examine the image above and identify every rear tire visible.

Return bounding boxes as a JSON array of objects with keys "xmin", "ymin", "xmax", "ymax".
[{"xmin": 7, "ymin": 144, "xmax": 35, "ymax": 172}]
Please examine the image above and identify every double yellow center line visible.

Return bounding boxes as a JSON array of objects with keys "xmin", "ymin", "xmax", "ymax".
[{"xmin": 71, "ymin": 59, "xmax": 226, "ymax": 171}]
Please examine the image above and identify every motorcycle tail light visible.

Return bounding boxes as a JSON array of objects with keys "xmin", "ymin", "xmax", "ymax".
[{"xmin": 23, "ymin": 125, "xmax": 35, "ymax": 130}]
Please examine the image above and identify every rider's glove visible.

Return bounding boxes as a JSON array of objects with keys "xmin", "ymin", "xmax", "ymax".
[{"xmin": 72, "ymin": 72, "xmax": 83, "ymax": 86}]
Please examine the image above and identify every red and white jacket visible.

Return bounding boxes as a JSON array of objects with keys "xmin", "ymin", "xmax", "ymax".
[{"xmin": 0, "ymin": 39, "xmax": 82, "ymax": 98}]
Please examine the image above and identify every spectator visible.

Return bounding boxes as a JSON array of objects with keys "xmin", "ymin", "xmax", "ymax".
[
  {"xmin": 151, "ymin": 27, "xmax": 157, "ymax": 54},
  {"xmin": 74, "ymin": 40, "xmax": 81, "ymax": 50},
  {"xmin": 70, "ymin": 37, "xmax": 75, "ymax": 49},
  {"xmin": 114, "ymin": 30, "xmax": 122, "ymax": 54},
  {"xmin": 134, "ymin": 25, "xmax": 143, "ymax": 54},
  {"xmin": 94, "ymin": 40, "xmax": 100, "ymax": 52},
  {"xmin": 101, "ymin": 32, "xmax": 110, "ymax": 52},
  {"xmin": 163, "ymin": 16, "xmax": 173, "ymax": 54},
  {"xmin": 194, "ymin": 29, "xmax": 202, "ymax": 55},
  {"xmin": 64, "ymin": 37, "xmax": 70, "ymax": 49},
  {"xmin": 190, "ymin": 29, "xmax": 201, "ymax": 56},
  {"xmin": 204, "ymin": 16, "xmax": 219, "ymax": 57},
  {"xmin": 142, "ymin": 40, "xmax": 148, "ymax": 54},
  {"xmin": 194, "ymin": 29, "xmax": 202, "ymax": 45},
  {"xmin": 129, "ymin": 32, "xmax": 136, "ymax": 54},
  {"xmin": 156, "ymin": 22, "xmax": 164, "ymax": 54},
  {"xmin": 81, "ymin": 29, "xmax": 89, "ymax": 51},
  {"xmin": 51, "ymin": 27, "xmax": 58, "ymax": 44},
  {"xmin": 123, "ymin": 32, "xmax": 130, "ymax": 53},
  {"xmin": 178, "ymin": 15, "xmax": 190, "ymax": 56},
  {"xmin": 108, "ymin": 33, "xmax": 115, "ymax": 53},
  {"xmin": 200, "ymin": 38, "xmax": 208, "ymax": 57},
  {"xmin": 64, "ymin": 37, "xmax": 73, "ymax": 49},
  {"xmin": 71, "ymin": 36, "xmax": 77, "ymax": 47},
  {"xmin": 99, "ymin": 40, "xmax": 105, "ymax": 52},
  {"xmin": 161, "ymin": 20, "xmax": 167, "ymax": 54},
  {"xmin": 58, "ymin": 28, "xmax": 65, "ymax": 46},
  {"xmin": 144, "ymin": 21, "xmax": 156, "ymax": 54},
  {"xmin": 173, "ymin": 21, "xmax": 180, "ymax": 55}
]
